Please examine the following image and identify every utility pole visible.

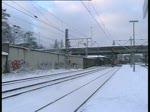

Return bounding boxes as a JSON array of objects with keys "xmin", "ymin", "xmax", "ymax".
[
  {"xmin": 69, "ymin": 37, "xmax": 91, "ymax": 57},
  {"xmin": 98, "ymin": 46, "xmax": 100, "ymax": 66},
  {"xmin": 129, "ymin": 37, "xmax": 133, "ymax": 67},
  {"xmin": 65, "ymin": 29, "xmax": 69, "ymax": 69},
  {"xmin": 85, "ymin": 38, "xmax": 87, "ymax": 57},
  {"xmin": 129, "ymin": 20, "xmax": 138, "ymax": 72},
  {"xmin": 91, "ymin": 27, "xmax": 93, "ymax": 46}
]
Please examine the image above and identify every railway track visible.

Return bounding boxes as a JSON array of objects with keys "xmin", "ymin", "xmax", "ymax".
[
  {"xmin": 3, "ymin": 67, "xmax": 121, "ymax": 112},
  {"xmin": 2, "ymin": 67, "xmax": 109, "ymax": 99},
  {"xmin": 2, "ymin": 66, "xmax": 99, "ymax": 86},
  {"xmin": 35, "ymin": 67, "xmax": 120, "ymax": 112}
]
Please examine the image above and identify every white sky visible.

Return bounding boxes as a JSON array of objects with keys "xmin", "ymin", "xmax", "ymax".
[{"xmin": 2, "ymin": 0, "xmax": 148, "ymax": 48}]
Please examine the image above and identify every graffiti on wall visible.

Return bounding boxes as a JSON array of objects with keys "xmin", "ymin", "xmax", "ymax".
[
  {"xmin": 38, "ymin": 62, "xmax": 52, "ymax": 69},
  {"xmin": 8, "ymin": 60, "xmax": 25, "ymax": 71}
]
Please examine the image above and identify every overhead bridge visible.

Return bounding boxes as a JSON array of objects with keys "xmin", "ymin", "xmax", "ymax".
[{"xmin": 61, "ymin": 45, "xmax": 148, "ymax": 55}]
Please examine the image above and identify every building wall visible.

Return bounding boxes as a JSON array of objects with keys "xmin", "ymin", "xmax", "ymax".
[
  {"xmin": 69, "ymin": 55, "xmax": 83, "ymax": 68},
  {"xmin": 7, "ymin": 46, "xmax": 84, "ymax": 71},
  {"xmin": 83, "ymin": 58, "xmax": 96, "ymax": 69},
  {"xmin": 2, "ymin": 55, "xmax": 7, "ymax": 73},
  {"xmin": 2, "ymin": 43, "xmax": 9, "ymax": 53},
  {"xmin": 9, "ymin": 47, "xmax": 25, "ymax": 61},
  {"xmin": 24, "ymin": 50, "xmax": 57, "ymax": 69}
]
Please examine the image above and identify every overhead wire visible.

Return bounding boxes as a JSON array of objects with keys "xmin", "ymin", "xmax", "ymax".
[
  {"xmin": 12, "ymin": 1, "xmax": 63, "ymax": 32},
  {"xmin": 90, "ymin": 2, "xmax": 113, "ymax": 39},
  {"xmin": 9, "ymin": 21, "xmax": 55, "ymax": 43},
  {"xmin": 12, "ymin": 0, "xmax": 58, "ymax": 29},
  {"xmin": 31, "ymin": 1, "xmax": 58, "ymax": 28},
  {"xmin": 81, "ymin": 1, "xmax": 113, "ymax": 44},
  {"xmin": 11, "ymin": 1, "xmax": 36, "ymax": 18},
  {"xmin": 3, "ymin": 1, "xmax": 93, "ymax": 47},
  {"xmin": 2, "ymin": 2, "xmax": 64, "ymax": 33},
  {"xmin": 9, "ymin": 14, "xmax": 64, "ymax": 37},
  {"xmin": 9, "ymin": 23, "xmax": 52, "ymax": 46},
  {"xmin": 32, "ymin": 1, "xmax": 90, "ymax": 38},
  {"xmin": 3, "ymin": 2, "xmax": 81, "ymax": 40}
]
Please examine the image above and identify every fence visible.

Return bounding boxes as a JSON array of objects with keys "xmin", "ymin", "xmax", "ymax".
[{"xmin": 2, "ymin": 44, "xmax": 84, "ymax": 72}]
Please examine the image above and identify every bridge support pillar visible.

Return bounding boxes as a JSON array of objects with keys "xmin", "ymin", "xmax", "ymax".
[
  {"xmin": 114, "ymin": 54, "xmax": 117, "ymax": 60},
  {"xmin": 143, "ymin": 53, "xmax": 148, "ymax": 65},
  {"xmin": 130, "ymin": 53, "xmax": 134, "ymax": 67}
]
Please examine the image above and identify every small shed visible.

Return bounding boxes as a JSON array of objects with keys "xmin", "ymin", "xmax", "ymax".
[
  {"xmin": 2, "ymin": 51, "xmax": 8, "ymax": 73},
  {"xmin": 86, "ymin": 55, "xmax": 106, "ymax": 66}
]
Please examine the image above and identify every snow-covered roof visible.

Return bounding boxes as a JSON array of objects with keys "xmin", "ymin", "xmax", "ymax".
[
  {"xmin": 2, "ymin": 51, "xmax": 8, "ymax": 55},
  {"xmin": 87, "ymin": 55, "xmax": 105, "ymax": 58}
]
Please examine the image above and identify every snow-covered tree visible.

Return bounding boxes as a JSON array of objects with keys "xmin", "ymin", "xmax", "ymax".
[
  {"xmin": 54, "ymin": 39, "xmax": 59, "ymax": 49},
  {"xmin": 60, "ymin": 39, "xmax": 64, "ymax": 48},
  {"xmin": 11, "ymin": 25, "xmax": 23, "ymax": 45},
  {"xmin": 2, "ymin": 9, "xmax": 12, "ymax": 43},
  {"xmin": 23, "ymin": 31, "xmax": 38, "ymax": 48}
]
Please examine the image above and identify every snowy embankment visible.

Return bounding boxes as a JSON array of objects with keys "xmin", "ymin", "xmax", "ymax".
[
  {"xmin": 2, "ymin": 68, "xmax": 82, "ymax": 82},
  {"xmin": 78, "ymin": 65, "xmax": 148, "ymax": 112},
  {"xmin": 2, "ymin": 66, "xmax": 113, "ymax": 112}
]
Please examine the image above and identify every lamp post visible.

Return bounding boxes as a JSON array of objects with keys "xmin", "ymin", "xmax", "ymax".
[{"xmin": 129, "ymin": 20, "xmax": 138, "ymax": 72}]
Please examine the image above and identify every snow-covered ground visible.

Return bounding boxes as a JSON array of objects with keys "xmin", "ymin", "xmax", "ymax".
[
  {"xmin": 2, "ymin": 65, "xmax": 148, "ymax": 112},
  {"xmin": 2, "ymin": 68, "xmax": 81, "ymax": 82},
  {"xmin": 78, "ymin": 65, "xmax": 148, "ymax": 112}
]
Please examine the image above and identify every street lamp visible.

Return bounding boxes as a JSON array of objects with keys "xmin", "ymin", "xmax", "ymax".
[{"xmin": 129, "ymin": 20, "xmax": 138, "ymax": 72}]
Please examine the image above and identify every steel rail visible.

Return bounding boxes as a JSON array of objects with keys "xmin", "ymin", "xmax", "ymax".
[
  {"xmin": 35, "ymin": 67, "xmax": 120, "ymax": 112},
  {"xmin": 2, "ymin": 67, "xmax": 100, "ymax": 86},
  {"xmin": 2, "ymin": 68, "xmax": 108, "ymax": 99},
  {"xmin": 74, "ymin": 67, "xmax": 121, "ymax": 112}
]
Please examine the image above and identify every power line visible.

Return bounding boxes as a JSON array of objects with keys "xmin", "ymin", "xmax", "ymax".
[
  {"xmin": 81, "ymin": 1, "xmax": 112, "ymax": 44},
  {"xmin": 3, "ymin": 2, "xmax": 91, "ymax": 44},
  {"xmin": 32, "ymin": 1, "xmax": 63, "ymax": 23},
  {"xmin": 9, "ymin": 14, "xmax": 76, "ymax": 41},
  {"xmin": 9, "ymin": 14, "xmax": 64, "ymax": 37},
  {"xmin": 69, "ymin": 29, "xmax": 90, "ymax": 38},
  {"xmin": 8, "ymin": 22, "xmax": 54, "ymax": 46},
  {"xmin": 31, "ymin": 1, "xmax": 57, "ymax": 28},
  {"xmin": 32, "ymin": 1, "xmax": 90, "ymax": 38},
  {"xmin": 9, "ymin": 21, "xmax": 55, "ymax": 41},
  {"xmin": 12, "ymin": 1, "xmax": 57, "ymax": 28},
  {"xmin": 2, "ymin": 2, "xmax": 64, "ymax": 33},
  {"xmin": 90, "ymin": 2, "xmax": 113, "ymax": 39},
  {"xmin": 11, "ymin": 1, "xmax": 36, "ymax": 17}
]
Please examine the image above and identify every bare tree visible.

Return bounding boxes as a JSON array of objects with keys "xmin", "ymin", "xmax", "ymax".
[
  {"xmin": 11, "ymin": 25, "xmax": 23, "ymax": 45},
  {"xmin": 54, "ymin": 39, "xmax": 59, "ymax": 49},
  {"xmin": 21, "ymin": 31, "xmax": 38, "ymax": 48},
  {"xmin": 60, "ymin": 39, "xmax": 64, "ymax": 48},
  {"xmin": 2, "ymin": 9, "xmax": 12, "ymax": 43}
]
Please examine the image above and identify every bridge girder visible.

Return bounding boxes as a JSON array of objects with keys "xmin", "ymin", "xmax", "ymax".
[
  {"xmin": 67, "ymin": 45, "xmax": 148, "ymax": 55},
  {"xmin": 46, "ymin": 45, "xmax": 148, "ymax": 56}
]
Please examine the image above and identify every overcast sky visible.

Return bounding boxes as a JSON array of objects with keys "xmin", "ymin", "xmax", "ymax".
[{"xmin": 2, "ymin": 0, "xmax": 148, "ymax": 48}]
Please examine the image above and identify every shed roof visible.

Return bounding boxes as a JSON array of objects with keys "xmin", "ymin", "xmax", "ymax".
[
  {"xmin": 87, "ymin": 55, "xmax": 105, "ymax": 58},
  {"xmin": 2, "ymin": 51, "xmax": 8, "ymax": 56}
]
